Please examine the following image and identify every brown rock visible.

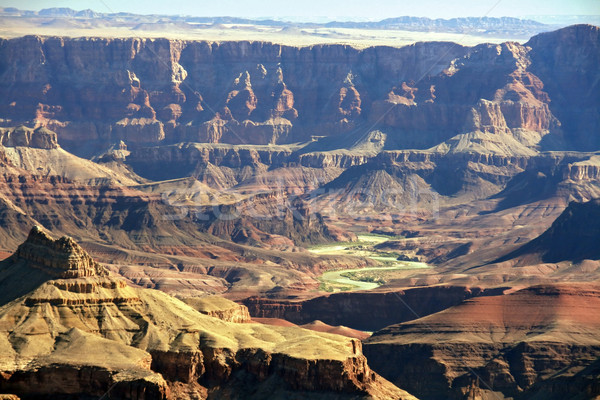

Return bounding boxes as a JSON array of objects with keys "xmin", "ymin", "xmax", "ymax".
[
  {"xmin": 182, "ymin": 295, "xmax": 252, "ymax": 323},
  {"xmin": 337, "ymin": 85, "xmax": 362, "ymax": 119},
  {"xmin": 0, "ymin": 231, "xmax": 415, "ymax": 400},
  {"xmin": 112, "ymin": 117, "xmax": 165, "ymax": 143},
  {"xmin": 225, "ymin": 71, "xmax": 258, "ymax": 120},
  {"xmin": 363, "ymin": 283, "xmax": 600, "ymax": 399},
  {"xmin": 12, "ymin": 225, "xmax": 108, "ymax": 279},
  {"xmin": 0, "ymin": 126, "xmax": 58, "ymax": 149},
  {"xmin": 0, "ymin": 36, "xmax": 469, "ymax": 149}
]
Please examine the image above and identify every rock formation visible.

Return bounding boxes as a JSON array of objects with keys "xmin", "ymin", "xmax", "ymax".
[
  {"xmin": 0, "ymin": 170, "xmax": 371, "ymax": 298},
  {"xmin": 526, "ymin": 24, "xmax": 600, "ymax": 151},
  {"xmin": 0, "ymin": 26, "xmax": 597, "ymax": 302},
  {"xmin": 0, "ymin": 126, "xmax": 58, "ymax": 149},
  {"xmin": 181, "ymin": 295, "xmax": 252, "ymax": 323},
  {"xmin": 495, "ymin": 198, "xmax": 600, "ymax": 264},
  {"xmin": 0, "ymin": 227, "xmax": 416, "ymax": 399},
  {"xmin": 363, "ymin": 283, "xmax": 600, "ymax": 400},
  {"xmin": 243, "ymin": 286, "xmax": 500, "ymax": 331},
  {"xmin": 0, "ymin": 22, "xmax": 598, "ymax": 400},
  {"xmin": 11, "ymin": 225, "xmax": 107, "ymax": 278},
  {"xmin": 4, "ymin": 26, "xmax": 594, "ymax": 154}
]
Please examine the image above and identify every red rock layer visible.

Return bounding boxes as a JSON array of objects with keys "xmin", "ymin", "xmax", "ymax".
[
  {"xmin": 363, "ymin": 283, "xmax": 600, "ymax": 399},
  {"xmin": 4, "ymin": 28, "xmax": 594, "ymax": 152}
]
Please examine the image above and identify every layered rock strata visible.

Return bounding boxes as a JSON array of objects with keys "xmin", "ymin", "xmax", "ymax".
[
  {"xmin": 2, "ymin": 26, "xmax": 597, "ymax": 155},
  {"xmin": 0, "ymin": 227, "xmax": 415, "ymax": 399},
  {"xmin": 363, "ymin": 283, "xmax": 600, "ymax": 400}
]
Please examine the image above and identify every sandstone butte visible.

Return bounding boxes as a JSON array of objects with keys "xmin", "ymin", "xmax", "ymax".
[{"xmin": 0, "ymin": 226, "xmax": 416, "ymax": 399}]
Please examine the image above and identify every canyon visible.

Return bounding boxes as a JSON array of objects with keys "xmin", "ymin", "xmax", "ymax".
[
  {"xmin": 0, "ymin": 227, "xmax": 414, "ymax": 399},
  {"xmin": 0, "ymin": 18, "xmax": 598, "ymax": 400},
  {"xmin": 363, "ymin": 282, "xmax": 600, "ymax": 399}
]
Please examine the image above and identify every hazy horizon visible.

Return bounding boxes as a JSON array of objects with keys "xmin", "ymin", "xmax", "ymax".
[{"xmin": 1, "ymin": 0, "xmax": 599, "ymax": 23}]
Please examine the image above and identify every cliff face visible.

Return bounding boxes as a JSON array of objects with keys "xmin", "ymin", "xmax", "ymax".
[
  {"xmin": 0, "ymin": 227, "xmax": 416, "ymax": 400},
  {"xmin": 363, "ymin": 283, "xmax": 600, "ymax": 400},
  {"xmin": 2, "ymin": 27, "xmax": 595, "ymax": 155},
  {"xmin": 181, "ymin": 295, "xmax": 252, "ymax": 323},
  {"xmin": 0, "ymin": 126, "xmax": 58, "ymax": 149},
  {"xmin": 243, "ymin": 286, "xmax": 502, "ymax": 331},
  {"xmin": 526, "ymin": 25, "xmax": 600, "ymax": 151},
  {"xmin": 2, "ymin": 364, "xmax": 170, "ymax": 400},
  {"xmin": 496, "ymin": 198, "xmax": 600, "ymax": 264},
  {"xmin": 0, "ymin": 37, "xmax": 466, "ymax": 151}
]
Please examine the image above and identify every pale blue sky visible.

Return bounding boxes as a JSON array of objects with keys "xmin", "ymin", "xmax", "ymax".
[{"xmin": 2, "ymin": 0, "xmax": 599, "ymax": 19}]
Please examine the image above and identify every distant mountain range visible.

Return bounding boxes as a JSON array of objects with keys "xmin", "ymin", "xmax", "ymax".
[{"xmin": 0, "ymin": 6, "xmax": 558, "ymax": 37}]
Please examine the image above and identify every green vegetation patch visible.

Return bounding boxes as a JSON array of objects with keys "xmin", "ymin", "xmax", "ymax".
[{"xmin": 339, "ymin": 271, "xmax": 386, "ymax": 285}]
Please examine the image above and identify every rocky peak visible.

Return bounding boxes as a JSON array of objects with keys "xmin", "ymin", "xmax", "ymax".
[
  {"xmin": 269, "ymin": 67, "xmax": 297, "ymax": 120},
  {"xmin": 526, "ymin": 23, "xmax": 600, "ymax": 51},
  {"xmin": 337, "ymin": 73, "xmax": 362, "ymax": 119},
  {"xmin": 12, "ymin": 226, "xmax": 108, "ymax": 278},
  {"xmin": 0, "ymin": 126, "xmax": 58, "ymax": 149},
  {"xmin": 226, "ymin": 71, "xmax": 258, "ymax": 120}
]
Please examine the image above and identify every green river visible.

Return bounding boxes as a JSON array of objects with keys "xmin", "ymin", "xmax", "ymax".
[{"xmin": 309, "ymin": 234, "xmax": 430, "ymax": 291}]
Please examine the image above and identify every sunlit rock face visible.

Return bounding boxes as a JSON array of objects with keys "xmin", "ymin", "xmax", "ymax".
[
  {"xmin": 1, "ymin": 27, "xmax": 588, "ymax": 153},
  {"xmin": 0, "ymin": 227, "xmax": 416, "ymax": 400}
]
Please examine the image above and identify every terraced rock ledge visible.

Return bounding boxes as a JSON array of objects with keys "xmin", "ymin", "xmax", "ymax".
[{"xmin": 0, "ymin": 227, "xmax": 415, "ymax": 399}]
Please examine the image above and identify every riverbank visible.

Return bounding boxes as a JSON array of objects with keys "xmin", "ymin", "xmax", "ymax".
[{"xmin": 309, "ymin": 234, "xmax": 430, "ymax": 292}]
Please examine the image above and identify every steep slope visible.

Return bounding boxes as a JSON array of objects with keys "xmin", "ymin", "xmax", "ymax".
[
  {"xmin": 0, "ymin": 227, "xmax": 416, "ymax": 399},
  {"xmin": 0, "ymin": 36, "xmax": 468, "ymax": 154},
  {"xmin": 526, "ymin": 24, "xmax": 600, "ymax": 151},
  {"xmin": 495, "ymin": 198, "xmax": 600, "ymax": 264},
  {"xmin": 315, "ymin": 166, "xmax": 427, "ymax": 215},
  {"xmin": 363, "ymin": 283, "xmax": 600, "ymax": 400},
  {"xmin": 2, "ymin": 27, "xmax": 593, "ymax": 156},
  {"xmin": 1, "ymin": 126, "xmax": 143, "ymax": 185},
  {"xmin": 0, "ymin": 225, "xmax": 108, "ymax": 304}
]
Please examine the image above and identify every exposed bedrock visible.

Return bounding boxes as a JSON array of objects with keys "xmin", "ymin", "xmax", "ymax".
[
  {"xmin": 363, "ymin": 341, "xmax": 600, "ymax": 400},
  {"xmin": 181, "ymin": 295, "xmax": 252, "ymax": 323},
  {"xmin": 243, "ymin": 286, "xmax": 504, "ymax": 331},
  {"xmin": 0, "ymin": 36, "xmax": 467, "ymax": 151},
  {"xmin": 363, "ymin": 283, "xmax": 600, "ymax": 400},
  {"xmin": 0, "ymin": 365, "xmax": 170, "ymax": 400},
  {"xmin": 2, "ymin": 26, "xmax": 596, "ymax": 155},
  {"xmin": 11, "ymin": 225, "xmax": 108, "ymax": 278},
  {"xmin": 0, "ymin": 228, "xmax": 415, "ymax": 400},
  {"xmin": 495, "ymin": 198, "xmax": 600, "ymax": 264},
  {"xmin": 0, "ymin": 126, "xmax": 58, "ymax": 149},
  {"xmin": 526, "ymin": 24, "xmax": 600, "ymax": 151}
]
